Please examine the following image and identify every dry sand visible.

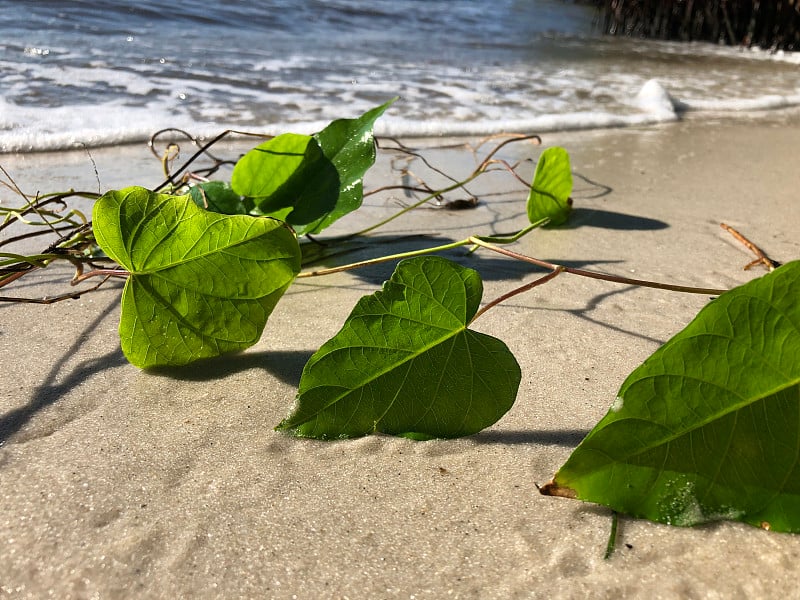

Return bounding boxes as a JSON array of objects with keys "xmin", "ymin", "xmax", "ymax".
[{"xmin": 2, "ymin": 114, "xmax": 800, "ymax": 599}]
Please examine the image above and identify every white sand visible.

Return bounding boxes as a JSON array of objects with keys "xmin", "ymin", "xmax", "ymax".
[{"xmin": 2, "ymin": 114, "xmax": 800, "ymax": 599}]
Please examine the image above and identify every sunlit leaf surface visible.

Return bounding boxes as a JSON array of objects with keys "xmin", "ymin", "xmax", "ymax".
[
  {"xmin": 230, "ymin": 100, "xmax": 393, "ymax": 235},
  {"xmin": 278, "ymin": 256, "xmax": 520, "ymax": 439},
  {"xmin": 527, "ymin": 147, "xmax": 573, "ymax": 226},
  {"xmin": 93, "ymin": 187, "xmax": 301, "ymax": 368},
  {"xmin": 303, "ymin": 98, "xmax": 394, "ymax": 234},
  {"xmin": 231, "ymin": 132, "xmax": 340, "ymax": 230},
  {"xmin": 542, "ymin": 261, "xmax": 800, "ymax": 532}
]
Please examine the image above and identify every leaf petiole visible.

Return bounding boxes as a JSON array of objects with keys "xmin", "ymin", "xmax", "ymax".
[
  {"xmin": 604, "ymin": 512, "xmax": 619, "ymax": 560},
  {"xmin": 469, "ymin": 266, "xmax": 564, "ymax": 324}
]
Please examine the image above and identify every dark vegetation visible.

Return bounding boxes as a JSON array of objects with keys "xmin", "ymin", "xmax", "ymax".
[{"xmin": 591, "ymin": 0, "xmax": 800, "ymax": 49}]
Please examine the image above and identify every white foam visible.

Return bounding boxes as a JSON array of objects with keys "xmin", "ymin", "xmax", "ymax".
[
  {"xmin": 682, "ymin": 93, "xmax": 800, "ymax": 112},
  {"xmin": 633, "ymin": 79, "xmax": 678, "ymax": 121},
  {"xmin": 2, "ymin": 64, "xmax": 800, "ymax": 152},
  {"xmin": 0, "ymin": 97, "xmax": 218, "ymax": 153},
  {"xmin": 376, "ymin": 109, "xmax": 678, "ymax": 137},
  {"xmin": 4, "ymin": 61, "xmax": 161, "ymax": 97}
]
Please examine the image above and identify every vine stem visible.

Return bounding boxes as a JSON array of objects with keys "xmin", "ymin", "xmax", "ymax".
[
  {"xmin": 350, "ymin": 173, "xmax": 484, "ymax": 237},
  {"xmin": 296, "ymin": 238, "xmax": 473, "ymax": 278},
  {"xmin": 0, "ymin": 252, "xmax": 89, "ymax": 290},
  {"xmin": 298, "ymin": 231, "xmax": 729, "ymax": 299},
  {"xmin": 604, "ymin": 512, "xmax": 619, "ymax": 560},
  {"xmin": 469, "ymin": 266, "xmax": 564, "ymax": 324},
  {"xmin": 71, "ymin": 268, "xmax": 130, "ymax": 284},
  {"xmin": 469, "ymin": 238, "xmax": 729, "ymax": 296},
  {"xmin": 296, "ymin": 220, "xmax": 552, "ymax": 279},
  {"xmin": 349, "ymin": 133, "xmax": 543, "ymax": 238},
  {"xmin": 0, "ymin": 272, "xmax": 119, "ymax": 304}
]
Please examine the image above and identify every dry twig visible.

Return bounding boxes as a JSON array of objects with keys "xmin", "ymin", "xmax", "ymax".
[{"xmin": 720, "ymin": 223, "xmax": 781, "ymax": 272}]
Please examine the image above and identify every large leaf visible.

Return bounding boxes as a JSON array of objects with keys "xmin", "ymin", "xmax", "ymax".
[
  {"xmin": 230, "ymin": 132, "xmax": 340, "ymax": 229},
  {"xmin": 93, "ymin": 186, "xmax": 301, "ymax": 368},
  {"xmin": 277, "ymin": 256, "xmax": 521, "ymax": 439},
  {"xmin": 527, "ymin": 147, "xmax": 573, "ymax": 226},
  {"xmin": 541, "ymin": 261, "xmax": 800, "ymax": 532}
]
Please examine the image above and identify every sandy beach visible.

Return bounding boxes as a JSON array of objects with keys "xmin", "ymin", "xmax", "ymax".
[{"xmin": 2, "ymin": 113, "xmax": 800, "ymax": 599}]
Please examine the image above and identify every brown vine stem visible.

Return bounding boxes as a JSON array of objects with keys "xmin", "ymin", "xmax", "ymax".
[
  {"xmin": 71, "ymin": 268, "xmax": 130, "ymax": 285},
  {"xmin": 469, "ymin": 266, "xmax": 564, "ymax": 324},
  {"xmin": 0, "ymin": 265, "xmax": 127, "ymax": 304},
  {"xmin": 468, "ymin": 237, "xmax": 729, "ymax": 296},
  {"xmin": 0, "ymin": 273, "xmax": 118, "ymax": 304},
  {"xmin": 720, "ymin": 222, "xmax": 781, "ymax": 271},
  {"xmin": 349, "ymin": 134, "xmax": 542, "ymax": 238},
  {"xmin": 152, "ymin": 128, "xmax": 272, "ymax": 191},
  {"xmin": 297, "ymin": 230, "xmax": 729, "ymax": 306},
  {"xmin": 0, "ymin": 269, "xmax": 29, "ymax": 290}
]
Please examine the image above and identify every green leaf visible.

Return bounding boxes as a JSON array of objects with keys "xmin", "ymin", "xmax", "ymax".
[
  {"xmin": 230, "ymin": 100, "xmax": 394, "ymax": 236},
  {"xmin": 93, "ymin": 186, "xmax": 301, "ymax": 368},
  {"xmin": 527, "ymin": 147, "xmax": 573, "ymax": 226},
  {"xmin": 303, "ymin": 98, "xmax": 395, "ymax": 234},
  {"xmin": 541, "ymin": 261, "xmax": 800, "ymax": 532},
  {"xmin": 188, "ymin": 181, "xmax": 253, "ymax": 215},
  {"xmin": 277, "ymin": 256, "xmax": 521, "ymax": 439},
  {"xmin": 230, "ymin": 132, "xmax": 340, "ymax": 230}
]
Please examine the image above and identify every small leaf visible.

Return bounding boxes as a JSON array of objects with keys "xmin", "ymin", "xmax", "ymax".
[
  {"xmin": 277, "ymin": 256, "xmax": 521, "ymax": 439},
  {"xmin": 542, "ymin": 261, "xmax": 800, "ymax": 532},
  {"xmin": 303, "ymin": 98, "xmax": 396, "ymax": 234},
  {"xmin": 93, "ymin": 186, "xmax": 301, "ymax": 368},
  {"xmin": 527, "ymin": 147, "xmax": 573, "ymax": 226},
  {"xmin": 229, "ymin": 99, "xmax": 393, "ymax": 235},
  {"xmin": 230, "ymin": 132, "xmax": 340, "ymax": 229},
  {"xmin": 188, "ymin": 181, "xmax": 252, "ymax": 215}
]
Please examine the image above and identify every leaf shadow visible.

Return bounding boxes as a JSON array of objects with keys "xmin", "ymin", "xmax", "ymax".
[
  {"xmin": 572, "ymin": 171, "xmax": 613, "ymax": 200},
  {"xmin": 0, "ymin": 301, "xmax": 127, "ymax": 446},
  {"xmin": 499, "ymin": 286, "xmax": 670, "ymax": 346},
  {"xmin": 471, "ymin": 428, "xmax": 589, "ymax": 447},
  {"xmin": 303, "ymin": 233, "xmax": 625, "ymax": 285},
  {"xmin": 146, "ymin": 349, "xmax": 312, "ymax": 387},
  {"xmin": 560, "ymin": 207, "xmax": 669, "ymax": 231},
  {"xmin": 357, "ymin": 254, "xmax": 628, "ymax": 287}
]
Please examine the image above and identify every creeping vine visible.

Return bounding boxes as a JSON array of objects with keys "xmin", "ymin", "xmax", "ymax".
[{"xmin": 1, "ymin": 102, "xmax": 797, "ymax": 550}]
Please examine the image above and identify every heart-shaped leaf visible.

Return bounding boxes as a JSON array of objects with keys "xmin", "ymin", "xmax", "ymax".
[
  {"xmin": 541, "ymin": 261, "xmax": 800, "ymax": 532},
  {"xmin": 527, "ymin": 147, "xmax": 573, "ymax": 226},
  {"xmin": 93, "ymin": 186, "xmax": 301, "ymax": 368},
  {"xmin": 230, "ymin": 100, "xmax": 394, "ymax": 236},
  {"xmin": 277, "ymin": 256, "xmax": 521, "ymax": 439},
  {"xmin": 231, "ymin": 132, "xmax": 340, "ymax": 229},
  {"xmin": 305, "ymin": 98, "xmax": 394, "ymax": 234}
]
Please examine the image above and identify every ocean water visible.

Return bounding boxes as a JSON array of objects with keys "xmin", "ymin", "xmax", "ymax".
[{"xmin": 2, "ymin": 0, "xmax": 800, "ymax": 152}]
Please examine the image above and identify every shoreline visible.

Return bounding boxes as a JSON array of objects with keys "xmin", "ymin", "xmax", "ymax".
[
  {"xmin": 2, "ymin": 116, "xmax": 799, "ymax": 598},
  {"xmin": 3, "ymin": 102, "xmax": 800, "ymax": 156}
]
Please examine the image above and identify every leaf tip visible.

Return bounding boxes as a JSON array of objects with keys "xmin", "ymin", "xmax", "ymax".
[{"xmin": 537, "ymin": 480, "xmax": 577, "ymax": 499}]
